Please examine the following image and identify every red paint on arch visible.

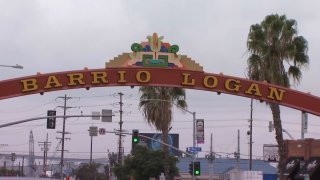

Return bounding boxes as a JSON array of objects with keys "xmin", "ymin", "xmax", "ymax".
[{"xmin": 1, "ymin": 67, "xmax": 319, "ymax": 116}]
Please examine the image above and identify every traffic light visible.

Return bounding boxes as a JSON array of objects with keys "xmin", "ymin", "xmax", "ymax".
[
  {"xmin": 194, "ymin": 161, "xmax": 201, "ymax": 176},
  {"xmin": 47, "ymin": 110, "xmax": 56, "ymax": 129},
  {"xmin": 132, "ymin": 129, "xmax": 139, "ymax": 144},
  {"xmin": 188, "ymin": 163, "xmax": 193, "ymax": 175}
]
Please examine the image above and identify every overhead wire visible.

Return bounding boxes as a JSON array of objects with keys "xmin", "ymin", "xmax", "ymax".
[
  {"xmin": 0, "ymin": 99, "xmax": 58, "ymax": 113},
  {"xmin": 1, "ymin": 93, "xmax": 320, "ymax": 160}
]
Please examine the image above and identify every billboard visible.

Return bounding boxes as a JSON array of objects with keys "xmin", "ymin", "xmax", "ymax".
[
  {"xmin": 263, "ymin": 144, "xmax": 279, "ymax": 162},
  {"xmin": 133, "ymin": 133, "xmax": 181, "ymax": 156},
  {"xmin": 302, "ymin": 111, "xmax": 308, "ymax": 133},
  {"xmin": 196, "ymin": 119, "xmax": 204, "ymax": 144}
]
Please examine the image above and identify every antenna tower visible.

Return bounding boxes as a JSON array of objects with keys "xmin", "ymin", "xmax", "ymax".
[{"xmin": 29, "ymin": 130, "xmax": 35, "ymax": 176}]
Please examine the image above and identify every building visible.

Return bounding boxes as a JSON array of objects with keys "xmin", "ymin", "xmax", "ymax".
[
  {"xmin": 176, "ymin": 157, "xmax": 277, "ymax": 180},
  {"xmin": 283, "ymin": 138, "xmax": 320, "ymax": 180}
]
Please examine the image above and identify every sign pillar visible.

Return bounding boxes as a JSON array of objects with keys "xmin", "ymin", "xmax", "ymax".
[{"xmin": 301, "ymin": 111, "xmax": 308, "ymax": 139}]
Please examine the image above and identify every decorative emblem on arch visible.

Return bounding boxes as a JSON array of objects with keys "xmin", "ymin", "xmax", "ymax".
[
  {"xmin": 129, "ymin": 33, "xmax": 182, "ymax": 68},
  {"xmin": 105, "ymin": 33, "xmax": 203, "ymax": 71}
]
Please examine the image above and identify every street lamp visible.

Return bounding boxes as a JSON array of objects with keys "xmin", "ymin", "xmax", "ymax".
[{"xmin": 0, "ymin": 64, "xmax": 23, "ymax": 69}]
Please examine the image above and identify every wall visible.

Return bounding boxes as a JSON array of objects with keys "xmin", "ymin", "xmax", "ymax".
[{"xmin": 285, "ymin": 138, "xmax": 320, "ymax": 160}]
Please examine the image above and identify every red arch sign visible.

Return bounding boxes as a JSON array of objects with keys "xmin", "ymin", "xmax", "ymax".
[{"xmin": 1, "ymin": 67, "xmax": 319, "ymax": 116}]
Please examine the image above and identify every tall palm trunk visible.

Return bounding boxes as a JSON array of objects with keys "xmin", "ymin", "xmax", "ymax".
[
  {"xmin": 270, "ymin": 103, "xmax": 286, "ymax": 180},
  {"xmin": 160, "ymin": 88, "xmax": 171, "ymax": 180},
  {"xmin": 162, "ymin": 127, "xmax": 170, "ymax": 180}
]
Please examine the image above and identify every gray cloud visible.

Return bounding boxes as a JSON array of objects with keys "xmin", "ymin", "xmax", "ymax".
[{"xmin": 0, "ymin": 0, "xmax": 319, "ymax": 161}]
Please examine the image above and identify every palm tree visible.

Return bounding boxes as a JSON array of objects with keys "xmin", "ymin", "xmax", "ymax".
[
  {"xmin": 246, "ymin": 14, "xmax": 309, "ymax": 179},
  {"xmin": 139, "ymin": 86, "xmax": 187, "ymax": 180}
]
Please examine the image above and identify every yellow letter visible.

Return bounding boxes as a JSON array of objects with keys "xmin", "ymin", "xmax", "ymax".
[
  {"xmin": 67, "ymin": 73, "xmax": 85, "ymax": 86},
  {"xmin": 44, "ymin": 76, "xmax": 62, "ymax": 89},
  {"xmin": 91, "ymin": 72, "xmax": 108, "ymax": 84},
  {"xmin": 203, "ymin": 76, "xmax": 218, "ymax": 88},
  {"xmin": 136, "ymin": 71, "xmax": 151, "ymax": 83},
  {"xmin": 118, "ymin": 71, "xmax": 127, "ymax": 83},
  {"xmin": 225, "ymin": 79, "xmax": 241, "ymax": 92},
  {"xmin": 267, "ymin": 87, "xmax": 286, "ymax": 101},
  {"xmin": 245, "ymin": 83, "xmax": 262, "ymax": 96},
  {"xmin": 21, "ymin": 79, "xmax": 38, "ymax": 92},
  {"xmin": 182, "ymin": 73, "xmax": 195, "ymax": 86}
]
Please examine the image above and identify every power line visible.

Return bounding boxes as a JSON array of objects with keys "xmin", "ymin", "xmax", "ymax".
[{"xmin": 0, "ymin": 99, "xmax": 57, "ymax": 113}]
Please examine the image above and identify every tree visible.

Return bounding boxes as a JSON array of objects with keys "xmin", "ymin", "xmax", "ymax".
[
  {"xmin": 114, "ymin": 145, "xmax": 179, "ymax": 180},
  {"xmin": 75, "ymin": 162, "xmax": 107, "ymax": 180},
  {"xmin": 139, "ymin": 86, "xmax": 187, "ymax": 179},
  {"xmin": 0, "ymin": 167, "xmax": 21, "ymax": 177},
  {"xmin": 246, "ymin": 14, "xmax": 309, "ymax": 179}
]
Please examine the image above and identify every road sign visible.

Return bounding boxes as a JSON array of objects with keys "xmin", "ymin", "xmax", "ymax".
[
  {"xmin": 99, "ymin": 128, "xmax": 106, "ymax": 135},
  {"xmin": 92, "ymin": 111, "xmax": 100, "ymax": 120},
  {"xmin": 89, "ymin": 126, "xmax": 98, "ymax": 136},
  {"xmin": 102, "ymin": 109, "xmax": 112, "ymax": 122},
  {"xmin": 187, "ymin": 147, "xmax": 202, "ymax": 152}
]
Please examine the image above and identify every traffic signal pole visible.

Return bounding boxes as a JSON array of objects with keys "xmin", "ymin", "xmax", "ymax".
[
  {"xmin": 0, "ymin": 114, "xmax": 114, "ymax": 129},
  {"xmin": 0, "ymin": 112, "xmax": 113, "ymax": 179},
  {"xmin": 192, "ymin": 112, "xmax": 196, "ymax": 180}
]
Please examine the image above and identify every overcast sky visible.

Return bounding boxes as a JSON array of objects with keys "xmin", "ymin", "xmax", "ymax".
[{"xmin": 1, "ymin": 0, "xmax": 320, "ymax": 164}]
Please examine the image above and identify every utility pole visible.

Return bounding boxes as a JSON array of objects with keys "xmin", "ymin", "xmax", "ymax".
[
  {"xmin": 21, "ymin": 156, "xmax": 24, "ymax": 176},
  {"xmin": 57, "ymin": 94, "xmax": 73, "ymax": 180},
  {"xmin": 38, "ymin": 133, "xmax": 51, "ymax": 176},
  {"xmin": 249, "ymin": 99, "xmax": 253, "ymax": 170},
  {"xmin": 90, "ymin": 132, "xmax": 93, "ymax": 164},
  {"xmin": 235, "ymin": 130, "xmax": 240, "ymax": 170},
  {"xmin": 238, "ymin": 129, "xmax": 240, "ymax": 161},
  {"xmin": 117, "ymin": 92, "xmax": 124, "ymax": 165},
  {"xmin": 236, "ymin": 130, "xmax": 241, "ymax": 179},
  {"xmin": 56, "ymin": 131, "xmax": 70, "ymax": 179},
  {"xmin": 207, "ymin": 133, "xmax": 215, "ymax": 180}
]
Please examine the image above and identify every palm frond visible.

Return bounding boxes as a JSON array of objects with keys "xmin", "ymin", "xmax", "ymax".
[
  {"xmin": 288, "ymin": 65, "xmax": 302, "ymax": 84},
  {"xmin": 246, "ymin": 14, "xmax": 308, "ymax": 87}
]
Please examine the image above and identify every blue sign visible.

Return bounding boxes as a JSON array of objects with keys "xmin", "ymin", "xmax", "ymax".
[
  {"xmin": 137, "ymin": 133, "xmax": 181, "ymax": 156},
  {"xmin": 64, "ymin": 168, "xmax": 72, "ymax": 175},
  {"xmin": 188, "ymin": 147, "xmax": 202, "ymax": 152}
]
